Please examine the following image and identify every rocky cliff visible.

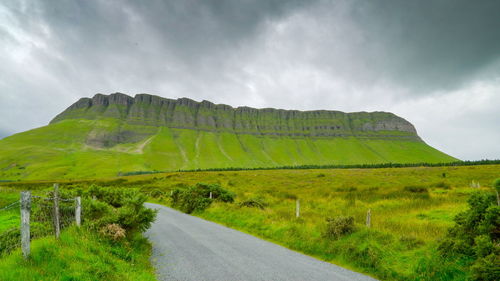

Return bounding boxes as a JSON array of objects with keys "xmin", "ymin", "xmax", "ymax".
[{"xmin": 51, "ymin": 93, "xmax": 418, "ymax": 139}]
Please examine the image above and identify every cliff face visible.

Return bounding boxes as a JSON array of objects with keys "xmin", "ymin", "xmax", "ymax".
[{"xmin": 52, "ymin": 93, "xmax": 418, "ymax": 139}]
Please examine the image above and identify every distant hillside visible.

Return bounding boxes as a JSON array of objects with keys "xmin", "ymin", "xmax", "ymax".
[{"xmin": 0, "ymin": 93, "xmax": 456, "ymax": 180}]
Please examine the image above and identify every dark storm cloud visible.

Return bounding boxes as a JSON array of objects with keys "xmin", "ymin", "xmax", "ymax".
[
  {"xmin": 348, "ymin": 0, "xmax": 500, "ymax": 92},
  {"xmin": 32, "ymin": 0, "xmax": 311, "ymax": 70},
  {"xmin": 0, "ymin": 0, "xmax": 499, "ymax": 159}
]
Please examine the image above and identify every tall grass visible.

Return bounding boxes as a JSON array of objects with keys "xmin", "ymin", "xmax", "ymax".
[{"xmin": 0, "ymin": 227, "xmax": 156, "ymax": 281}]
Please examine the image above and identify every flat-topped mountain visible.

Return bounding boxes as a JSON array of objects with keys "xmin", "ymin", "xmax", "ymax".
[
  {"xmin": 52, "ymin": 93, "xmax": 417, "ymax": 137},
  {"xmin": 0, "ymin": 93, "xmax": 456, "ymax": 180}
]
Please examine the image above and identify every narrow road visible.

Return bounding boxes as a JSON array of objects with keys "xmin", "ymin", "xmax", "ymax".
[{"xmin": 145, "ymin": 203, "xmax": 377, "ymax": 281}]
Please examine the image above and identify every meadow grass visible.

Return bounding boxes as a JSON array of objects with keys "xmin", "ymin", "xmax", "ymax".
[
  {"xmin": 130, "ymin": 164, "xmax": 498, "ymax": 280},
  {"xmin": 2, "ymin": 164, "xmax": 498, "ymax": 280},
  {"xmin": 0, "ymin": 227, "xmax": 156, "ymax": 281}
]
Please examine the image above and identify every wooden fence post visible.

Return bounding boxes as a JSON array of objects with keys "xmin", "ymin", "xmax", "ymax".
[
  {"xmin": 75, "ymin": 196, "xmax": 81, "ymax": 227},
  {"xmin": 53, "ymin": 184, "xmax": 60, "ymax": 239},
  {"xmin": 296, "ymin": 199, "xmax": 300, "ymax": 218},
  {"xmin": 209, "ymin": 192, "xmax": 213, "ymax": 199},
  {"xmin": 366, "ymin": 209, "xmax": 371, "ymax": 228},
  {"xmin": 21, "ymin": 191, "xmax": 31, "ymax": 259}
]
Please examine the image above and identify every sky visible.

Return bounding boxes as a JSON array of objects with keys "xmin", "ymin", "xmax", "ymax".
[{"xmin": 0, "ymin": 0, "xmax": 499, "ymax": 160}]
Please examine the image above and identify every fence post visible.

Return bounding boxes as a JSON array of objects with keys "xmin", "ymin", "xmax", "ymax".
[
  {"xmin": 53, "ymin": 184, "xmax": 60, "ymax": 239},
  {"xmin": 75, "ymin": 196, "xmax": 81, "ymax": 227},
  {"xmin": 20, "ymin": 191, "xmax": 31, "ymax": 259},
  {"xmin": 366, "ymin": 209, "xmax": 371, "ymax": 228},
  {"xmin": 296, "ymin": 199, "xmax": 300, "ymax": 218},
  {"xmin": 209, "ymin": 192, "xmax": 213, "ymax": 199}
]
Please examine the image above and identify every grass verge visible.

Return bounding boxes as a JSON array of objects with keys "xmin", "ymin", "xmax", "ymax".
[{"xmin": 0, "ymin": 226, "xmax": 156, "ymax": 281}]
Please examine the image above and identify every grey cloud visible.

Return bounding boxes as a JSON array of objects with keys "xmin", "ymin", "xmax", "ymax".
[
  {"xmin": 0, "ymin": 0, "xmax": 499, "ymax": 159},
  {"xmin": 348, "ymin": 0, "xmax": 500, "ymax": 92}
]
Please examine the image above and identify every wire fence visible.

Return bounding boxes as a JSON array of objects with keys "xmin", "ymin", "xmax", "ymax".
[{"xmin": 0, "ymin": 184, "xmax": 81, "ymax": 258}]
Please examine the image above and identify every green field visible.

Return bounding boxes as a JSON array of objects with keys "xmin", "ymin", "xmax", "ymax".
[
  {"xmin": 3, "ymin": 164, "xmax": 497, "ymax": 280},
  {"xmin": 93, "ymin": 164, "xmax": 498, "ymax": 280},
  {"xmin": 3, "ymin": 165, "xmax": 500, "ymax": 280},
  {"xmin": 0, "ymin": 118, "xmax": 456, "ymax": 180}
]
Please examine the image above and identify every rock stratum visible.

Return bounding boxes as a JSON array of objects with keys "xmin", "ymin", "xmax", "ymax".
[
  {"xmin": 52, "ymin": 93, "xmax": 417, "ymax": 140},
  {"xmin": 0, "ymin": 93, "xmax": 456, "ymax": 180}
]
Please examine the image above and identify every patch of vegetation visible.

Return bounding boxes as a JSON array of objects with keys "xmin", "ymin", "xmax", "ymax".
[
  {"xmin": 404, "ymin": 185, "xmax": 428, "ymax": 193},
  {"xmin": 83, "ymin": 185, "xmax": 157, "ymax": 237},
  {"xmin": 323, "ymin": 216, "xmax": 356, "ymax": 240},
  {"xmin": 432, "ymin": 181, "xmax": 451, "ymax": 189},
  {"xmin": 171, "ymin": 183, "xmax": 235, "ymax": 213},
  {"xmin": 0, "ymin": 186, "xmax": 157, "ymax": 280},
  {"xmin": 437, "ymin": 191, "xmax": 499, "ymax": 280},
  {"xmin": 239, "ymin": 197, "xmax": 267, "ymax": 209}
]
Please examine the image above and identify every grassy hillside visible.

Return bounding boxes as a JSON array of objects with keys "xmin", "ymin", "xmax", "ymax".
[{"xmin": 0, "ymin": 119, "xmax": 455, "ymax": 180}]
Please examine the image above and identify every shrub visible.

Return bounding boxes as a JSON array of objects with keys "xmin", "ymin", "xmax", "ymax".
[
  {"xmin": 404, "ymin": 185, "xmax": 428, "ymax": 193},
  {"xmin": 171, "ymin": 183, "xmax": 235, "ymax": 214},
  {"xmin": 82, "ymin": 185, "xmax": 157, "ymax": 238},
  {"xmin": 470, "ymin": 253, "xmax": 500, "ymax": 281},
  {"xmin": 171, "ymin": 186, "xmax": 212, "ymax": 214},
  {"xmin": 438, "ymin": 191, "xmax": 499, "ymax": 280},
  {"xmin": 323, "ymin": 216, "xmax": 356, "ymax": 240},
  {"xmin": 239, "ymin": 198, "xmax": 266, "ymax": 209}
]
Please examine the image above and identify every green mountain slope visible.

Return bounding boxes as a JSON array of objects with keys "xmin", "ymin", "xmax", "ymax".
[{"xmin": 0, "ymin": 93, "xmax": 456, "ymax": 180}]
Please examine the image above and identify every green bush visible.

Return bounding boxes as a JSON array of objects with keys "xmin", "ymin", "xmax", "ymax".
[
  {"xmin": 83, "ymin": 185, "xmax": 157, "ymax": 238},
  {"xmin": 493, "ymin": 178, "xmax": 500, "ymax": 192},
  {"xmin": 171, "ymin": 183, "xmax": 235, "ymax": 214},
  {"xmin": 438, "ymin": 191, "xmax": 499, "ymax": 280},
  {"xmin": 323, "ymin": 216, "xmax": 356, "ymax": 240}
]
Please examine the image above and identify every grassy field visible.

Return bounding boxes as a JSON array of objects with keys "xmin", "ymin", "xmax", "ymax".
[
  {"xmin": 0, "ymin": 119, "xmax": 456, "ymax": 180},
  {"xmin": 109, "ymin": 164, "xmax": 496, "ymax": 280},
  {"xmin": 2, "ymin": 164, "xmax": 498, "ymax": 280}
]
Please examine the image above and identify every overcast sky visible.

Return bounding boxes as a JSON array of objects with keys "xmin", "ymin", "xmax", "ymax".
[{"xmin": 1, "ymin": 0, "xmax": 499, "ymax": 160}]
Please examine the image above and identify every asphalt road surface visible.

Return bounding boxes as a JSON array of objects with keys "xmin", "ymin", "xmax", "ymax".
[{"xmin": 145, "ymin": 203, "xmax": 377, "ymax": 281}]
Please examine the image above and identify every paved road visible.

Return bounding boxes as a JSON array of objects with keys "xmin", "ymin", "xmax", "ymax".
[{"xmin": 145, "ymin": 203, "xmax": 377, "ymax": 281}]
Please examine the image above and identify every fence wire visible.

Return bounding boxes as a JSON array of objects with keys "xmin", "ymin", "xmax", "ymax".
[
  {"xmin": 0, "ymin": 200, "xmax": 20, "ymax": 257},
  {"xmin": 0, "ymin": 193, "xmax": 78, "ymax": 257},
  {"xmin": 0, "ymin": 227, "xmax": 21, "ymax": 256}
]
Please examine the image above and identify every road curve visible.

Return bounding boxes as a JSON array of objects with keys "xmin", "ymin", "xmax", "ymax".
[{"xmin": 145, "ymin": 203, "xmax": 377, "ymax": 281}]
